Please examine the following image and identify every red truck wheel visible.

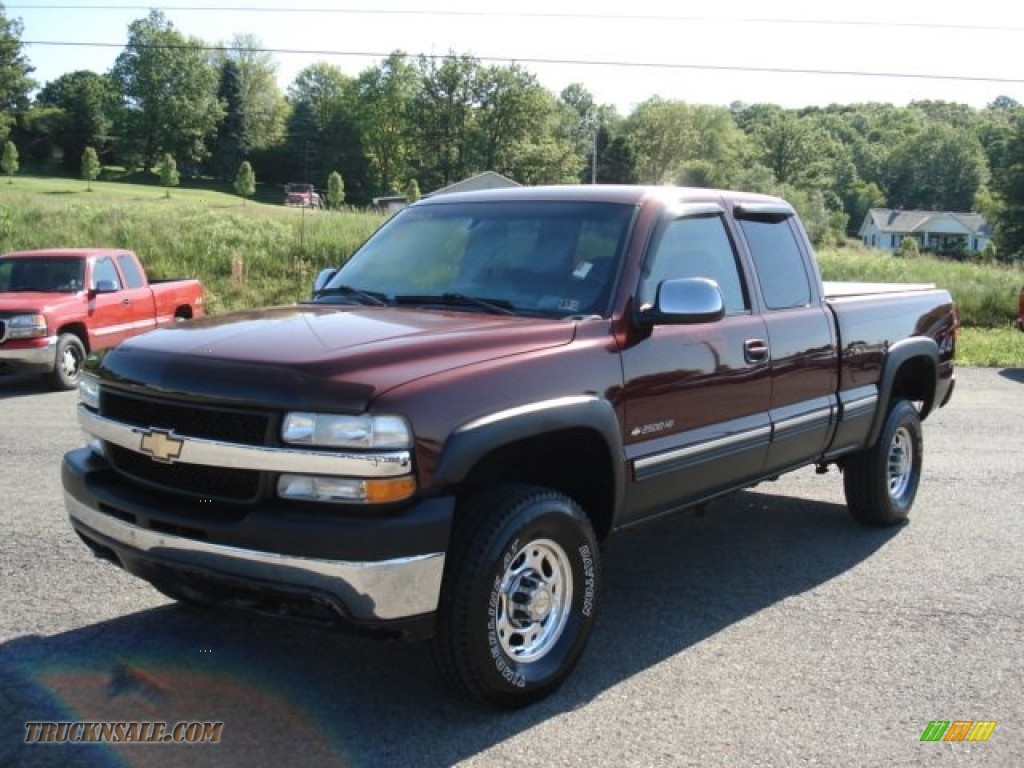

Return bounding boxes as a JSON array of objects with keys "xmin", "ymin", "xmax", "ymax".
[
  {"xmin": 432, "ymin": 484, "xmax": 600, "ymax": 707},
  {"xmin": 843, "ymin": 400, "xmax": 923, "ymax": 526},
  {"xmin": 50, "ymin": 333, "xmax": 85, "ymax": 390}
]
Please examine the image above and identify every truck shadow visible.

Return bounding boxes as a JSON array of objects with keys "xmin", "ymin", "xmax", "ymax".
[
  {"xmin": 1, "ymin": 490, "xmax": 897, "ymax": 768},
  {"xmin": 0, "ymin": 373, "xmax": 57, "ymax": 399},
  {"xmin": 998, "ymin": 367, "xmax": 1024, "ymax": 384}
]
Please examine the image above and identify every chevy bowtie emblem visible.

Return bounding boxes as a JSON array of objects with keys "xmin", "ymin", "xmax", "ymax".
[{"xmin": 137, "ymin": 428, "xmax": 185, "ymax": 464}]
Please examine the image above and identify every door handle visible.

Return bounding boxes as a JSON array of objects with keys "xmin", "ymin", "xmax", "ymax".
[
  {"xmin": 744, "ymin": 338, "xmax": 769, "ymax": 364},
  {"xmin": 121, "ymin": 299, "xmax": 131, "ymax": 306}
]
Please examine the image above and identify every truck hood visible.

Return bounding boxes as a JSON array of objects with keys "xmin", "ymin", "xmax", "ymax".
[
  {"xmin": 0, "ymin": 292, "xmax": 82, "ymax": 315},
  {"xmin": 95, "ymin": 305, "xmax": 577, "ymax": 412}
]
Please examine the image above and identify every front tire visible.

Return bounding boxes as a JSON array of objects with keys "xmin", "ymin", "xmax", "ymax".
[
  {"xmin": 843, "ymin": 399, "xmax": 923, "ymax": 526},
  {"xmin": 50, "ymin": 333, "xmax": 85, "ymax": 390},
  {"xmin": 432, "ymin": 484, "xmax": 600, "ymax": 708}
]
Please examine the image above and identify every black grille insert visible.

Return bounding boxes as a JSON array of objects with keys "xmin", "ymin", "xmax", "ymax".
[
  {"xmin": 107, "ymin": 444, "xmax": 262, "ymax": 504},
  {"xmin": 100, "ymin": 389, "xmax": 272, "ymax": 446}
]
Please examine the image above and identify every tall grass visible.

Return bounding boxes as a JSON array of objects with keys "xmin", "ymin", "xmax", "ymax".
[
  {"xmin": 0, "ymin": 179, "xmax": 385, "ymax": 312},
  {"xmin": 817, "ymin": 247, "xmax": 1022, "ymax": 328},
  {"xmin": 1, "ymin": 178, "xmax": 1020, "ymax": 331}
]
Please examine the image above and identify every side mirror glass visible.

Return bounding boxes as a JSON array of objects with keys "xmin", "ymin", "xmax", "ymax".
[{"xmin": 637, "ymin": 277, "xmax": 725, "ymax": 326}]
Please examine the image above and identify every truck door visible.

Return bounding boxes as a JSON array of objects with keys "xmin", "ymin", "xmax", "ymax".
[
  {"xmin": 733, "ymin": 206, "xmax": 839, "ymax": 474},
  {"xmin": 620, "ymin": 205, "xmax": 772, "ymax": 524},
  {"xmin": 86, "ymin": 254, "xmax": 148, "ymax": 349},
  {"xmin": 115, "ymin": 252, "xmax": 159, "ymax": 329}
]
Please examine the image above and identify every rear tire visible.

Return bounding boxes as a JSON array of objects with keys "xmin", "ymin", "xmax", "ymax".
[
  {"xmin": 843, "ymin": 399, "xmax": 923, "ymax": 526},
  {"xmin": 50, "ymin": 333, "xmax": 85, "ymax": 390},
  {"xmin": 431, "ymin": 484, "xmax": 600, "ymax": 708}
]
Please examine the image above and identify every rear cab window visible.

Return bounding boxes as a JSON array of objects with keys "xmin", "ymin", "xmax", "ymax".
[{"xmin": 735, "ymin": 207, "xmax": 813, "ymax": 310}]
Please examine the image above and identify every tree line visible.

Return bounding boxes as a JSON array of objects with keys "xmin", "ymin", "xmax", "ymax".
[{"xmin": 3, "ymin": 7, "xmax": 1024, "ymax": 259}]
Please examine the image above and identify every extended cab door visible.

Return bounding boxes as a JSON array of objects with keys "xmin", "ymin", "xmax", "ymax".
[
  {"xmin": 733, "ymin": 205, "xmax": 839, "ymax": 474},
  {"xmin": 619, "ymin": 204, "xmax": 772, "ymax": 524},
  {"xmin": 86, "ymin": 253, "xmax": 155, "ymax": 350}
]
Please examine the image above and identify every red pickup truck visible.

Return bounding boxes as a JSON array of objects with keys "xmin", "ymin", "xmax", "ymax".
[
  {"xmin": 64, "ymin": 186, "xmax": 955, "ymax": 706},
  {"xmin": 0, "ymin": 249, "xmax": 204, "ymax": 389}
]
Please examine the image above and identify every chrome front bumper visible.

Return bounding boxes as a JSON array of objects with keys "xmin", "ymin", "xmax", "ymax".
[
  {"xmin": 0, "ymin": 336, "xmax": 57, "ymax": 369},
  {"xmin": 65, "ymin": 492, "xmax": 445, "ymax": 622}
]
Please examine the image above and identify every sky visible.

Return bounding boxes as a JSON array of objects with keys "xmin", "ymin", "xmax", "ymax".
[{"xmin": 9, "ymin": 0, "xmax": 1024, "ymax": 114}]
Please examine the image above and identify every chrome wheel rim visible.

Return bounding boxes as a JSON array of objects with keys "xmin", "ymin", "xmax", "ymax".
[
  {"xmin": 887, "ymin": 426, "xmax": 914, "ymax": 499},
  {"xmin": 496, "ymin": 538, "xmax": 573, "ymax": 664},
  {"xmin": 60, "ymin": 344, "xmax": 82, "ymax": 381}
]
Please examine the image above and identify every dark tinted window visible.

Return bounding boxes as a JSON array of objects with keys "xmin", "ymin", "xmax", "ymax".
[
  {"xmin": 330, "ymin": 201, "xmax": 634, "ymax": 317},
  {"xmin": 738, "ymin": 217, "xmax": 811, "ymax": 310},
  {"xmin": 116, "ymin": 253, "xmax": 145, "ymax": 289},
  {"xmin": 639, "ymin": 215, "xmax": 747, "ymax": 314}
]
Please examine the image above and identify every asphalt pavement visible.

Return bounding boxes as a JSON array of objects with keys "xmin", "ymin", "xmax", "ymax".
[{"xmin": 1, "ymin": 366, "xmax": 1021, "ymax": 767}]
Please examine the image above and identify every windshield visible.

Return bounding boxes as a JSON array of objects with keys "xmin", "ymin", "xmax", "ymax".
[
  {"xmin": 0, "ymin": 257, "xmax": 86, "ymax": 293},
  {"xmin": 321, "ymin": 200, "xmax": 635, "ymax": 318}
]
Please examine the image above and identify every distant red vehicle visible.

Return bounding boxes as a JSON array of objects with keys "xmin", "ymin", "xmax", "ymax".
[
  {"xmin": 284, "ymin": 182, "xmax": 322, "ymax": 208},
  {"xmin": 0, "ymin": 249, "xmax": 204, "ymax": 389}
]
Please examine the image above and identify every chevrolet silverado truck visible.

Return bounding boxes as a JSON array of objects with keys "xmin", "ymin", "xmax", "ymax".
[
  {"xmin": 63, "ymin": 186, "xmax": 955, "ymax": 707},
  {"xmin": 0, "ymin": 249, "xmax": 204, "ymax": 389}
]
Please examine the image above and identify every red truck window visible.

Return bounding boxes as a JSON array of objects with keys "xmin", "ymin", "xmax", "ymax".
[
  {"xmin": 92, "ymin": 257, "xmax": 122, "ymax": 290},
  {"xmin": 116, "ymin": 253, "xmax": 146, "ymax": 289}
]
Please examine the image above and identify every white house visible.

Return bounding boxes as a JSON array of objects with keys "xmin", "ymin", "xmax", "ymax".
[{"xmin": 858, "ymin": 208, "xmax": 992, "ymax": 254}]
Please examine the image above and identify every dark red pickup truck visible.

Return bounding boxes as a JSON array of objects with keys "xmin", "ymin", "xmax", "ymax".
[
  {"xmin": 0, "ymin": 249, "xmax": 203, "ymax": 389},
  {"xmin": 63, "ymin": 186, "xmax": 955, "ymax": 706}
]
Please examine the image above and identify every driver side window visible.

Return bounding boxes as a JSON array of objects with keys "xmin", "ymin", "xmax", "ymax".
[
  {"xmin": 91, "ymin": 257, "xmax": 121, "ymax": 291},
  {"xmin": 639, "ymin": 215, "xmax": 748, "ymax": 314}
]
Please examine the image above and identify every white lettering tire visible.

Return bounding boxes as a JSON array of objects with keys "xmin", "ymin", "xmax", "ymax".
[{"xmin": 431, "ymin": 484, "xmax": 600, "ymax": 708}]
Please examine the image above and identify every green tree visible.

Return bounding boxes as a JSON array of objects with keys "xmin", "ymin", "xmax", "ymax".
[
  {"xmin": 404, "ymin": 178, "xmax": 420, "ymax": 202},
  {"xmin": 36, "ymin": 71, "xmax": 116, "ymax": 174},
  {"xmin": 214, "ymin": 34, "xmax": 288, "ymax": 150},
  {"xmin": 992, "ymin": 113, "xmax": 1024, "ymax": 259},
  {"xmin": 886, "ymin": 123, "xmax": 988, "ymax": 211},
  {"xmin": 353, "ymin": 52, "xmax": 418, "ymax": 195},
  {"xmin": 412, "ymin": 53, "xmax": 480, "ymax": 188},
  {"xmin": 896, "ymin": 236, "xmax": 920, "ymax": 258},
  {"xmin": 0, "ymin": 5, "xmax": 35, "ymax": 139},
  {"xmin": 1, "ymin": 139, "xmax": 17, "ymax": 182},
  {"xmin": 234, "ymin": 160, "xmax": 255, "ymax": 204},
  {"xmin": 112, "ymin": 10, "xmax": 222, "ymax": 170},
  {"xmin": 81, "ymin": 146, "xmax": 101, "ymax": 190},
  {"xmin": 157, "ymin": 152, "xmax": 178, "ymax": 197},
  {"xmin": 326, "ymin": 170, "xmax": 344, "ymax": 209},
  {"xmin": 212, "ymin": 59, "xmax": 247, "ymax": 181}
]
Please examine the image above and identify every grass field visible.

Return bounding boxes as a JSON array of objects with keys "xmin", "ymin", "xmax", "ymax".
[{"xmin": 1, "ymin": 176, "xmax": 1021, "ymax": 366}]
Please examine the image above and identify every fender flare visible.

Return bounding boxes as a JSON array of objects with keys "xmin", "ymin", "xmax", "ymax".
[
  {"xmin": 864, "ymin": 337, "xmax": 939, "ymax": 448},
  {"xmin": 432, "ymin": 395, "xmax": 626, "ymax": 521}
]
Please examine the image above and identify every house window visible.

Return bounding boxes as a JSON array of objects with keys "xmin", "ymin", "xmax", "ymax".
[
  {"xmin": 973, "ymin": 238, "xmax": 978, "ymax": 251},
  {"xmin": 892, "ymin": 234, "xmax": 898, "ymax": 248}
]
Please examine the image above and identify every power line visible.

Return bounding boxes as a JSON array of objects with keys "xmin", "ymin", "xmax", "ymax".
[
  {"xmin": 22, "ymin": 40, "xmax": 1024, "ymax": 86},
  {"xmin": 10, "ymin": 5, "xmax": 1024, "ymax": 34}
]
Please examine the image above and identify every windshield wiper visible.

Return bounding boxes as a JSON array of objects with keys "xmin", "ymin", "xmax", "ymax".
[
  {"xmin": 393, "ymin": 293, "xmax": 518, "ymax": 315},
  {"xmin": 312, "ymin": 284, "xmax": 388, "ymax": 305}
]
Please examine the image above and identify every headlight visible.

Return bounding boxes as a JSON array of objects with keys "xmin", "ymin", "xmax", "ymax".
[
  {"xmin": 6, "ymin": 313, "xmax": 47, "ymax": 339},
  {"xmin": 281, "ymin": 412, "xmax": 411, "ymax": 450},
  {"xmin": 78, "ymin": 374, "xmax": 101, "ymax": 410}
]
